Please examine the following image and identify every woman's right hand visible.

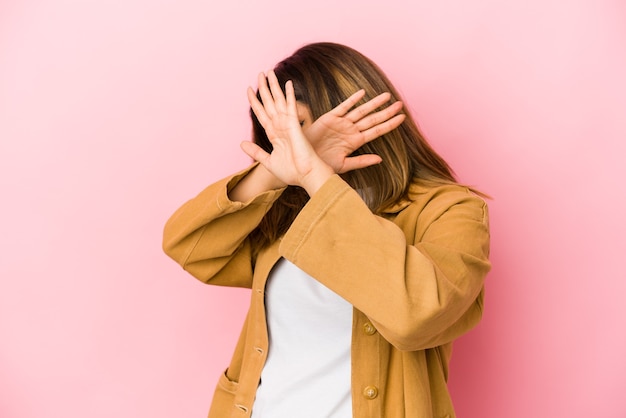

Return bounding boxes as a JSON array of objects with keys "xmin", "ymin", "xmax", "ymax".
[
  {"xmin": 241, "ymin": 72, "xmax": 335, "ymax": 196},
  {"xmin": 304, "ymin": 90, "xmax": 406, "ymax": 174}
]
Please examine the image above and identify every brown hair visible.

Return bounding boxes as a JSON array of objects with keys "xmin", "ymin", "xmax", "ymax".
[{"xmin": 250, "ymin": 42, "xmax": 456, "ymax": 250}]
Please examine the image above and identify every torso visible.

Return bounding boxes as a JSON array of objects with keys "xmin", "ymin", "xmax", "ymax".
[{"xmin": 251, "ymin": 258, "xmax": 353, "ymax": 417}]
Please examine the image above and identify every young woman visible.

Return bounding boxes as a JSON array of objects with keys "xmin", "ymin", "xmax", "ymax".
[{"xmin": 163, "ymin": 42, "xmax": 491, "ymax": 418}]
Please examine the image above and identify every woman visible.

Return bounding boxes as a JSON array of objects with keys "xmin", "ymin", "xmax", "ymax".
[{"xmin": 163, "ymin": 42, "xmax": 490, "ymax": 418}]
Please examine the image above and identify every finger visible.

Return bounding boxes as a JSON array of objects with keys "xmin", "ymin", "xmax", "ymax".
[
  {"xmin": 340, "ymin": 154, "xmax": 383, "ymax": 173},
  {"xmin": 257, "ymin": 72, "xmax": 277, "ymax": 117},
  {"xmin": 248, "ymin": 86, "xmax": 272, "ymax": 130},
  {"xmin": 284, "ymin": 80, "xmax": 297, "ymax": 118},
  {"xmin": 267, "ymin": 70, "xmax": 287, "ymax": 110},
  {"xmin": 329, "ymin": 89, "xmax": 366, "ymax": 116},
  {"xmin": 355, "ymin": 100, "xmax": 404, "ymax": 131},
  {"xmin": 240, "ymin": 140, "xmax": 271, "ymax": 164},
  {"xmin": 345, "ymin": 92, "xmax": 392, "ymax": 122},
  {"xmin": 360, "ymin": 113, "xmax": 406, "ymax": 143}
]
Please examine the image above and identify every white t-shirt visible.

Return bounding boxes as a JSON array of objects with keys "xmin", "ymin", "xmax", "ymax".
[{"xmin": 252, "ymin": 258, "xmax": 353, "ymax": 417}]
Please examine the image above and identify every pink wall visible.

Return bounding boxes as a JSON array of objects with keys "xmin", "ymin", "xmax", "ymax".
[{"xmin": 1, "ymin": 0, "xmax": 625, "ymax": 417}]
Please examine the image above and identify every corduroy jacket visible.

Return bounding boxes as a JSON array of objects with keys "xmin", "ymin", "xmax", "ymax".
[{"xmin": 163, "ymin": 165, "xmax": 491, "ymax": 418}]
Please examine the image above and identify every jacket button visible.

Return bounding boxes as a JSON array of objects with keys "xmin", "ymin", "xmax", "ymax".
[
  {"xmin": 363, "ymin": 322, "xmax": 377, "ymax": 335},
  {"xmin": 363, "ymin": 385, "xmax": 378, "ymax": 400}
]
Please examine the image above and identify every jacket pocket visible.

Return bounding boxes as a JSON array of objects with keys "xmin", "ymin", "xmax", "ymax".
[
  {"xmin": 218, "ymin": 369, "xmax": 239, "ymax": 393},
  {"xmin": 207, "ymin": 369, "xmax": 239, "ymax": 418}
]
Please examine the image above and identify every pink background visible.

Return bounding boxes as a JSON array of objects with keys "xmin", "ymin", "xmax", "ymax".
[{"xmin": 1, "ymin": 0, "xmax": 625, "ymax": 417}]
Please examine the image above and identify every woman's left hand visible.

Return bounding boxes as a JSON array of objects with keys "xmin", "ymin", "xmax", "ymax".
[
  {"xmin": 305, "ymin": 90, "xmax": 405, "ymax": 174},
  {"xmin": 241, "ymin": 71, "xmax": 334, "ymax": 195}
]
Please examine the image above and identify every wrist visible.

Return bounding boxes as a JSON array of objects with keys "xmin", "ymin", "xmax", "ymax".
[
  {"xmin": 300, "ymin": 163, "xmax": 335, "ymax": 196},
  {"xmin": 228, "ymin": 163, "xmax": 286, "ymax": 203},
  {"xmin": 254, "ymin": 163, "xmax": 288, "ymax": 190}
]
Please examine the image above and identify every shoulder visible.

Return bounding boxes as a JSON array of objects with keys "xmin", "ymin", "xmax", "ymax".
[
  {"xmin": 387, "ymin": 180, "xmax": 487, "ymax": 215},
  {"xmin": 411, "ymin": 181, "xmax": 487, "ymax": 214},
  {"xmin": 385, "ymin": 181, "xmax": 489, "ymax": 236}
]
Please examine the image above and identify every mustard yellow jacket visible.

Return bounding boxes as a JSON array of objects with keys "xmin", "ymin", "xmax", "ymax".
[{"xmin": 163, "ymin": 165, "xmax": 491, "ymax": 418}]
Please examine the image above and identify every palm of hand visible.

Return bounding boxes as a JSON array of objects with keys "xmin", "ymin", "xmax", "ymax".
[
  {"xmin": 263, "ymin": 109, "xmax": 320, "ymax": 182},
  {"xmin": 243, "ymin": 72, "xmax": 334, "ymax": 191},
  {"xmin": 303, "ymin": 89, "xmax": 406, "ymax": 174},
  {"xmin": 306, "ymin": 113, "xmax": 366, "ymax": 174}
]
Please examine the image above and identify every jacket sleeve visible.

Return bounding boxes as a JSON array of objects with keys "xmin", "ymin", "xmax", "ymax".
[
  {"xmin": 162, "ymin": 165, "xmax": 285, "ymax": 288},
  {"xmin": 279, "ymin": 175, "xmax": 491, "ymax": 351}
]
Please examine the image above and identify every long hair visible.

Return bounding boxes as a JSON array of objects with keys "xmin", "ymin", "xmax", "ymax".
[{"xmin": 249, "ymin": 42, "xmax": 456, "ymax": 250}]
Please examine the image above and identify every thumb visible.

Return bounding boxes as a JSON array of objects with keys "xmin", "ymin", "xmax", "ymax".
[
  {"xmin": 240, "ymin": 141, "xmax": 270, "ymax": 164},
  {"xmin": 339, "ymin": 154, "xmax": 383, "ymax": 173}
]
